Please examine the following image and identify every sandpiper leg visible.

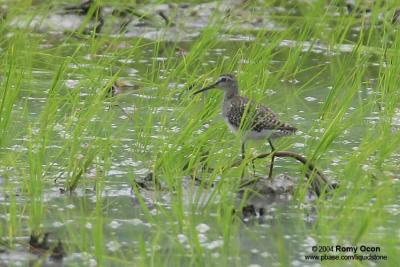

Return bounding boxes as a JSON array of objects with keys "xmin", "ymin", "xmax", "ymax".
[
  {"xmin": 268, "ymin": 139, "xmax": 275, "ymax": 179},
  {"xmin": 268, "ymin": 139, "xmax": 275, "ymax": 151}
]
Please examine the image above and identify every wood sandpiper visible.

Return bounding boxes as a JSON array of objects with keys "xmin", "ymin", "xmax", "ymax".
[{"xmin": 194, "ymin": 74, "xmax": 297, "ymax": 177}]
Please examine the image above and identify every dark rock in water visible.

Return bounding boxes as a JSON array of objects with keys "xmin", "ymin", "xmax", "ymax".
[
  {"xmin": 237, "ymin": 173, "xmax": 295, "ymax": 217},
  {"xmin": 240, "ymin": 173, "xmax": 295, "ymax": 197},
  {"xmin": 241, "ymin": 205, "xmax": 267, "ymax": 220},
  {"xmin": 242, "ymin": 204, "xmax": 257, "ymax": 217},
  {"xmin": 29, "ymin": 232, "xmax": 50, "ymax": 254},
  {"xmin": 264, "ymin": 173, "xmax": 294, "ymax": 194},
  {"xmin": 29, "ymin": 232, "xmax": 66, "ymax": 261},
  {"xmin": 134, "ymin": 172, "xmax": 162, "ymax": 190},
  {"xmin": 237, "ymin": 174, "xmax": 296, "ymax": 222},
  {"xmin": 50, "ymin": 241, "xmax": 65, "ymax": 261}
]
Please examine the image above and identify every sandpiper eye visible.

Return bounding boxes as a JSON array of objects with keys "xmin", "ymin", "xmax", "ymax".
[{"xmin": 220, "ymin": 78, "xmax": 227, "ymax": 82}]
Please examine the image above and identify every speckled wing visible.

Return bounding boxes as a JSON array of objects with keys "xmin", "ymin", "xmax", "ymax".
[
  {"xmin": 225, "ymin": 96, "xmax": 296, "ymax": 136},
  {"xmin": 255, "ymin": 105, "xmax": 297, "ymax": 138}
]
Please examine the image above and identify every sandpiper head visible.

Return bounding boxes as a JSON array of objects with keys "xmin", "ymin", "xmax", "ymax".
[{"xmin": 194, "ymin": 74, "xmax": 238, "ymax": 95}]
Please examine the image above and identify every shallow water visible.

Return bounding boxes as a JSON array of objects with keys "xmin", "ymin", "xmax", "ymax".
[{"xmin": 1, "ymin": 1, "xmax": 400, "ymax": 266}]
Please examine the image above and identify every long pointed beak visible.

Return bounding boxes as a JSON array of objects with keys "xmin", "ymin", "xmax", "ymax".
[{"xmin": 193, "ymin": 82, "xmax": 217, "ymax": 95}]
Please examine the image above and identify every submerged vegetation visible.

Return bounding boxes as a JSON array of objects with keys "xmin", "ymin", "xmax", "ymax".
[{"xmin": 0, "ymin": 0, "xmax": 399, "ymax": 266}]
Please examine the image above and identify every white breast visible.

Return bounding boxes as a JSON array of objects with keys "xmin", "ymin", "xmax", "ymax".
[
  {"xmin": 245, "ymin": 129, "xmax": 273, "ymax": 140},
  {"xmin": 223, "ymin": 116, "xmax": 274, "ymax": 140}
]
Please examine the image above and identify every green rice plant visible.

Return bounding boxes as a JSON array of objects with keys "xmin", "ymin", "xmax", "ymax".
[
  {"xmin": 0, "ymin": 44, "xmax": 23, "ymax": 149},
  {"xmin": 1, "ymin": 0, "xmax": 400, "ymax": 266}
]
